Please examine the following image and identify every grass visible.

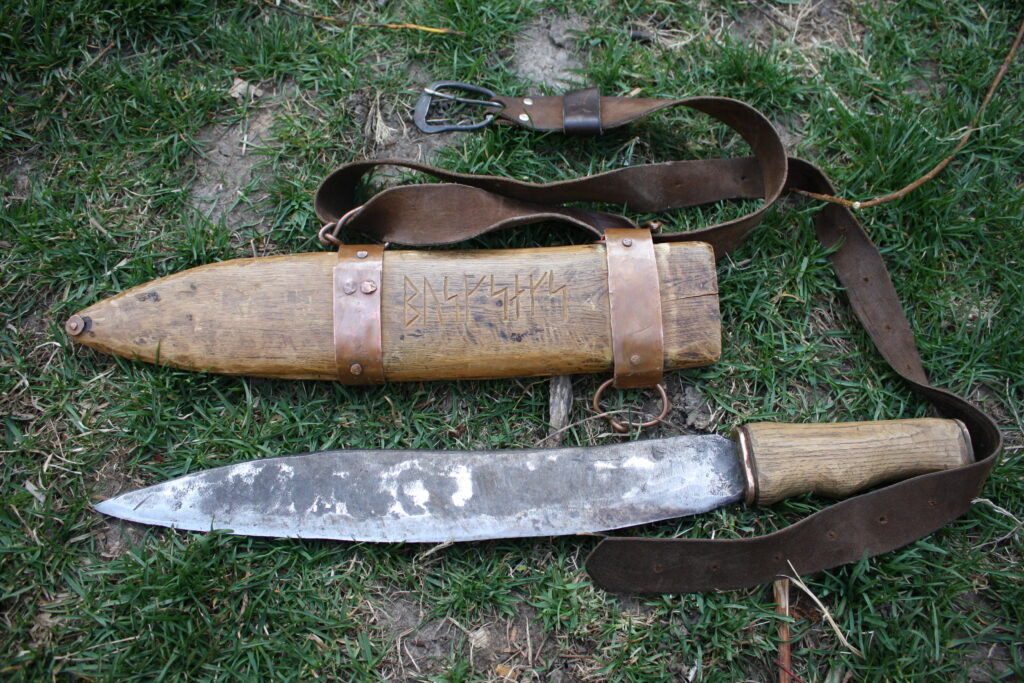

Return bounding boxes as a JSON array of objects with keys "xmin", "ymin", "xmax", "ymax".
[{"xmin": 2, "ymin": 0, "xmax": 1022, "ymax": 679}]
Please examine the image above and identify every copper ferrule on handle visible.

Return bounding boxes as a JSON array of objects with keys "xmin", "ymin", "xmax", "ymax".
[
  {"xmin": 334, "ymin": 244, "xmax": 385, "ymax": 384},
  {"xmin": 733, "ymin": 425, "xmax": 759, "ymax": 506},
  {"xmin": 953, "ymin": 419, "xmax": 974, "ymax": 460}
]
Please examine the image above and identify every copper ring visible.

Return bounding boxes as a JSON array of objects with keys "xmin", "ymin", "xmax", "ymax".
[
  {"xmin": 591, "ymin": 378, "xmax": 671, "ymax": 433},
  {"xmin": 318, "ymin": 222, "xmax": 341, "ymax": 247},
  {"xmin": 317, "ymin": 206, "xmax": 365, "ymax": 248}
]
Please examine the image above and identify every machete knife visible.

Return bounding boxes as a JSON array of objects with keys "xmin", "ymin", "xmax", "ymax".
[{"xmin": 95, "ymin": 418, "xmax": 972, "ymax": 542}]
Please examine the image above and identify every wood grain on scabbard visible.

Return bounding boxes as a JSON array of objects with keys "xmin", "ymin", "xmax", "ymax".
[
  {"xmin": 71, "ymin": 242, "xmax": 720, "ymax": 382},
  {"xmin": 382, "ymin": 242, "xmax": 718, "ymax": 381},
  {"xmin": 737, "ymin": 418, "xmax": 974, "ymax": 505}
]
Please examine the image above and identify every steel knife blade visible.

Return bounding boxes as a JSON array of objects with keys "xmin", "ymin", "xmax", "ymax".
[{"xmin": 94, "ymin": 418, "xmax": 973, "ymax": 542}]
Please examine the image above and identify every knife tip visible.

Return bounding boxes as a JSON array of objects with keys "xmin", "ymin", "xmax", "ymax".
[{"xmin": 92, "ymin": 498, "xmax": 118, "ymax": 517}]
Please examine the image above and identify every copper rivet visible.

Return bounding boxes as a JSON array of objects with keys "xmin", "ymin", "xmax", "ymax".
[
  {"xmin": 518, "ymin": 113, "xmax": 529, "ymax": 122},
  {"xmin": 523, "ymin": 98, "xmax": 533, "ymax": 106},
  {"xmin": 350, "ymin": 362, "xmax": 363, "ymax": 375},
  {"xmin": 630, "ymin": 354, "xmax": 641, "ymax": 365},
  {"xmin": 343, "ymin": 280, "xmax": 356, "ymax": 295},
  {"xmin": 65, "ymin": 315, "xmax": 84, "ymax": 336},
  {"xmin": 622, "ymin": 238, "xmax": 633, "ymax": 247},
  {"xmin": 361, "ymin": 280, "xmax": 377, "ymax": 294},
  {"xmin": 356, "ymin": 250, "xmax": 368, "ymax": 259}
]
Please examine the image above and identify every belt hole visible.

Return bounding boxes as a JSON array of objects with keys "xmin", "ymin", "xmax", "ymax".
[
  {"xmin": 928, "ymin": 499, "xmax": 938, "ymax": 508},
  {"xmin": 878, "ymin": 515, "xmax": 888, "ymax": 525},
  {"xmin": 653, "ymin": 563, "xmax": 664, "ymax": 574},
  {"xmin": 826, "ymin": 530, "xmax": 837, "ymax": 541},
  {"xmin": 710, "ymin": 563, "xmax": 720, "ymax": 572},
  {"xmin": 773, "ymin": 553, "xmax": 783, "ymax": 562}
]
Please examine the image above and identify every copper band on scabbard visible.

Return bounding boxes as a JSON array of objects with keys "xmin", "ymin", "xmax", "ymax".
[
  {"xmin": 334, "ymin": 245, "xmax": 385, "ymax": 384},
  {"xmin": 604, "ymin": 228, "xmax": 664, "ymax": 388}
]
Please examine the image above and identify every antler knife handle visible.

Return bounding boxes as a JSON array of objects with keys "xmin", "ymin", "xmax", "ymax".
[{"xmin": 734, "ymin": 418, "xmax": 973, "ymax": 505}]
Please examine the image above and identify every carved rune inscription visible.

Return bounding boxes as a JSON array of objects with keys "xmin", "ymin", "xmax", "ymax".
[{"xmin": 404, "ymin": 271, "xmax": 569, "ymax": 326}]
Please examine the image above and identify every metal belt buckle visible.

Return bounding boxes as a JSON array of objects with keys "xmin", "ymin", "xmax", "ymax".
[{"xmin": 413, "ymin": 81, "xmax": 503, "ymax": 134}]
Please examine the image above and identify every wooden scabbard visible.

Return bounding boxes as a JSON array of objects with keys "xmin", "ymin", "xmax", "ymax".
[{"xmin": 69, "ymin": 241, "xmax": 719, "ymax": 382}]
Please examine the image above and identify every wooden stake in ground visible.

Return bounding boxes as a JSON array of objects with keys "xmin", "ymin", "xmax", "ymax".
[
  {"xmin": 546, "ymin": 375, "xmax": 574, "ymax": 447},
  {"xmin": 775, "ymin": 578, "xmax": 792, "ymax": 683}
]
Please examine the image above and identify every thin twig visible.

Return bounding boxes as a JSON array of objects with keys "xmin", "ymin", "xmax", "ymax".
[
  {"xmin": 446, "ymin": 616, "xmax": 472, "ymax": 636},
  {"xmin": 973, "ymin": 497, "xmax": 1024, "ymax": 548},
  {"xmin": 784, "ymin": 562, "xmax": 863, "ymax": 658},
  {"xmin": 794, "ymin": 13, "xmax": 1024, "ymax": 210},
  {"xmin": 774, "ymin": 659, "xmax": 811, "ymax": 683},
  {"xmin": 749, "ymin": 0, "xmax": 792, "ymax": 31},
  {"xmin": 416, "ymin": 539, "xmax": 453, "ymax": 559},
  {"xmin": 534, "ymin": 634, "xmax": 549, "ymax": 667},
  {"xmin": 977, "ymin": 521, "xmax": 1024, "ymax": 549},
  {"xmin": 535, "ymin": 408, "xmax": 645, "ymax": 446},
  {"xmin": 259, "ymin": 0, "xmax": 461, "ymax": 35},
  {"xmin": 973, "ymin": 497, "xmax": 1024, "ymax": 526},
  {"xmin": 775, "ymin": 578, "xmax": 792, "ymax": 683}
]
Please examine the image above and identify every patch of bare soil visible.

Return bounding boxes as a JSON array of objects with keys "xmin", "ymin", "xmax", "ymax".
[
  {"xmin": 372, "ymin": 593, "xmax": 569, "ymax": 681},
  {"xmin": 352, "ymin": 63, "xmax": 459, "ymax": 185},
  {"xmin": 92, "ymin": 452, "xmax": 148, "ymax": 558},
  {"xmin": 730, "ymin": 0, "xmax": 865, "ymax": 49},
  {"xmin": 966, "ymin": 642, "xmax": 1015, "ymax": 681},
  {"xmin": 371, "ymin": 593, "xmax": 472, "ymax": 678},
  {"xmin": 773, "ymin": 112, "xmax": 808, "ymax": 155},
  {"xmin": 968, "ymin": 383, "xmax": 1013, "ymax": 426},
  {"xmin": 511, "ymin": 14, "xmax": 591, "ymax": 91},
  {"xmin": 958, "ymin": 591, "xmax": 1017, "ymax": 681},
  {"xmin": 1, "ymin": 155, "xmax": 39, "ymax": 202},
  {"xmin": 359, "ymin": 90, "xmax": 456, "ymax": 165},
  {"xmin": 189, "ymin": 79, "xmax": 286, "ymax": 232}
]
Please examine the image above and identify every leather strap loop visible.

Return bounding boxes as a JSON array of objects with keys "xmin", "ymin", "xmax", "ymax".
[
  {"xmin": 314, "ymin": 88, "xmax": 1000, "ymax": 592},
  {"xmin": 586, "ymin": 157, "xmax": 1001, "ymax": 592},
  {"xmin": 315, "ymin": 97, "xmax": 787, "ymax": 257},
  {"xmin": 563, "ymin": 87, "xmax": 603, "ymax": 134}
]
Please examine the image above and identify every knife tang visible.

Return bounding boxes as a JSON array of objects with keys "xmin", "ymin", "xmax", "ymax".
[{"xmin": 735, "ymin": 418, "xmax": 973, "ymax": 505}]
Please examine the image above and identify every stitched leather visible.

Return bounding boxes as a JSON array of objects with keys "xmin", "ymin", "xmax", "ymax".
[{"xmin": 314, "ymin": 89, "xmax": 1001, "ymax": 593}]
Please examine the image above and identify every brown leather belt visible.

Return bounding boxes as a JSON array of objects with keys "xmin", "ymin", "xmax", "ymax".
[{"xmin": 314, "ymin": 85, "xmax": 1001, "ymax": 593}]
